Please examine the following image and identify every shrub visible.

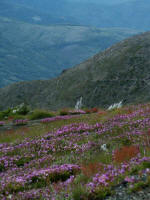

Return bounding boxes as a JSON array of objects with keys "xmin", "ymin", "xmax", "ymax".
[
  {"xmin": 142, "ymin": 161, "xmax": 150, "ymax": 169},
  {"xmin": 84, "ymin": 109, "xmax": 92, "ymax": 114},
  {"xmin": 88, "ymin": 188, "xmax": 112, "ymax": 200},
  {"xmin": 0, "ymin": 104, "xmax": 30, "ymax": 120},
  {"xmin": 0, "ymin": 112, "xmax": 4, "ymax": 120},
  {"xmin": 11, "ymin": 103, "xmax": 30, "ymax": 115},
  {"xmin": 84, "ymin": 108, "xmax": 99, "ymax": 114},
  {"xmin": 12, "ymin": 115, "xmax": 26, "ymax": 120},
  {"xmin": 0, "ymin": 108, "xmax": 11, "ymax": 119},
  {"xmin": 81, "ymin": 162, "xmax": 103, "ymax": 178},
  {"xmin": 17, "ymin": 104, "xmax": 29, "ymax": 115},
  {"xmin": 0, "ymin": 164, "xmax": 5, "ymax": 172},
  {"xmin": 120, "ymin": 137, "xmax": 132, "ymax": 146},
  {"xmin": 129, "ymin": 166, "xmax": 139, "ymax": 175},
  {"xmin": 59, "ymin": 108, "xmax": 69, "ymax": 116},
  {"xmin": 29, "ymin": 110, "xmax": 54, "ymax": 120},
  {"xmin": 129, "ymin": 181, "xmax": 148, "ymax": 192},
  {"xmin": 72, "ymin": 185, "xmax": 89, "ymax": 200},
  {"xmin": 113, "ymin": 145, "xmax": 140, "ymax": 163},
  {"xmin": 30, "ymin": 176, "xmax": 47, "ymax": 189},
  {"xmin": 91, "ymin": 107, "xmax": 99, "ymax": 113},
  {"xmin": 74, "ymin": 174, "xmax": 89, "ymax": 185},
  {"xmin": 4, "ymin": 183, "xmax": 24, "ymax": 194},
  {"xmin": 2, "ymin": 108, "xmax": 11, "ymax": 116},
  {"xmin": 14, "ymin": 157, "xmax": 32, "ymax": 167}
]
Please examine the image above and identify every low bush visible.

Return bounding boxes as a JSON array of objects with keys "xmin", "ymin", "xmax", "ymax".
[
  {"xmin": 72, "ymin": 185, "xmax": 89, "ymax": 200},
  {"xmin": 84, "ymin": 109, "xmax": 91, "ymax": 114},
  {"xmin": 59, "ymin": 108, "xmax": 69, "ymax": 116},
  {"xmin": 113, "ymin": 145, "xmax": 140, "ymax": 163},
  {"xmin": 129, "ymin": 181, "xmax": 148, "ymax": 192},
  {"xmin": 0, "ymin": 104, "xmax": 30, "ymax": 120},
  {"xmin": 0, "ymin": 108, "xmax": 11, "ymax": 119},
  {"xmin": 16, "ymin": 104, "xmax": 29, "ymax": 115},
  {"xmin": 0, "ymin": 112, "xmax": 4, "ymax": 120},
  {"xmin": 14, "ymin": 157, "xmax": 32, "ymax": 167},
  {"xmin": 81, "ymin": 162, "xmax": 103, "ymax": 178},
  {"xmin": 29, "ymin": 110, "xmax": 54, "ymax": 120},
  {"xmin": 88, "ymin": 188, "xmax": 112, "ymax": 200},
  {"xmin": 91, "ymin": 107, "xmax": 99, "ymax": 113},
  {"xmin": 12, "ymin": 115, "xmax": 26, "ymax": 120},
  {"xmin": 0, "ymin": 164, "xmax": 5, "ymax": 172},
  {"xmin": 84, "ymin": 107, "xmax": 100, "ymax": 114}
]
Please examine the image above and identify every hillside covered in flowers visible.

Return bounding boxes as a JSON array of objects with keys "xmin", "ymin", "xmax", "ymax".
[{"xmin": 0, "ymin": 104, "xmax": 150, "ymax": 199}]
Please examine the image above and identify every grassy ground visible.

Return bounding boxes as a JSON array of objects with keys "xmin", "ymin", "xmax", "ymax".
[{"xmin": 0, "ymin": 105, "xmax": 150, "ymax": 199}]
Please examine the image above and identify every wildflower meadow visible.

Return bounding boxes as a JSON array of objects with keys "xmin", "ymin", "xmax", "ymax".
[{"xmin": 0, "ymin": 104, "xmax": 150, "ymax": 199}]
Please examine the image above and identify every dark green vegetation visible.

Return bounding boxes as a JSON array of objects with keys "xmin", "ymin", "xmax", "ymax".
[
  {"xmin": 0, "ymin": 31, "xmax": 150, "ymax": 110},
  {"xmin": 0, "ymin": 16, "xmax": 139, "ymax": 87},
  {"xmin": 28, "ymin": 110, "xmax": 55, "ymax": 120}
]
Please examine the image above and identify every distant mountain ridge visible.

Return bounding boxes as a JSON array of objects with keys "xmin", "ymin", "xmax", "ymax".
[
  {"xmin": 2, "ymin": 0, "xmax": 150, "ymax": 30},
  {"xmin": 0, "ymin": 31, "xmax": 150, "ymax": 110},
  {"xmin": 0, "ymin": 0, "xmax": 77, "ymax": 25},
  {"xmin": 0, "ymin": 16, "xmax": 139, "ymax": 87}
]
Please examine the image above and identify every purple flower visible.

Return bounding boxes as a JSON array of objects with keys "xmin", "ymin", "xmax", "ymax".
[
  {"xmin": 0, "ymin": 121, "xmax": 5, "ymax": 126},
  {"xmin": 124, "ymin": 176, "xmax": 135, "ymax": 183}
]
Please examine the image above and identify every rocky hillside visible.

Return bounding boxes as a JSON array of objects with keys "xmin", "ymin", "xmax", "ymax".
[{"xmin": 0, "ymin": 31, "xmax": 150, "ymax": 110}]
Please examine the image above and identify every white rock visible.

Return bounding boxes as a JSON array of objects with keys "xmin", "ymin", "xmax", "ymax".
[{"xmin": 101, "ymin": 144, "xmax": 108, "ymax": 151}]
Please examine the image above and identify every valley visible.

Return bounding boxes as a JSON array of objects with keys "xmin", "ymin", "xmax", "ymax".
[{"xmin": 0, "ymin": 16, "xmax": 139, "ymax": 87}]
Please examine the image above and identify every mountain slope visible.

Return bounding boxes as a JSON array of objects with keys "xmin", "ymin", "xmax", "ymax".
[
  {"xmin": 0, "ymin": 31, "xmax": 150, "ymax": 110},
  {"xmin": 0, "ymin": 16, "xmax": 139, "ymax": 87}
]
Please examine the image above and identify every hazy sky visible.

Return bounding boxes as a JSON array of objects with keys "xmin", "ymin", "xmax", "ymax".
[{"xmin": 66, "ymin": 0, "xmax": 135, "ymax": 4}]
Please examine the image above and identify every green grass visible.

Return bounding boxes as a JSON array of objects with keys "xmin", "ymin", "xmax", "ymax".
[
  {"xmin": 0, "ymin": 112, "xmax": 108, "ymax": 144},
  {"xmin": 129, "ymin": 178, "xmax": 150, "ymax": 193}
]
